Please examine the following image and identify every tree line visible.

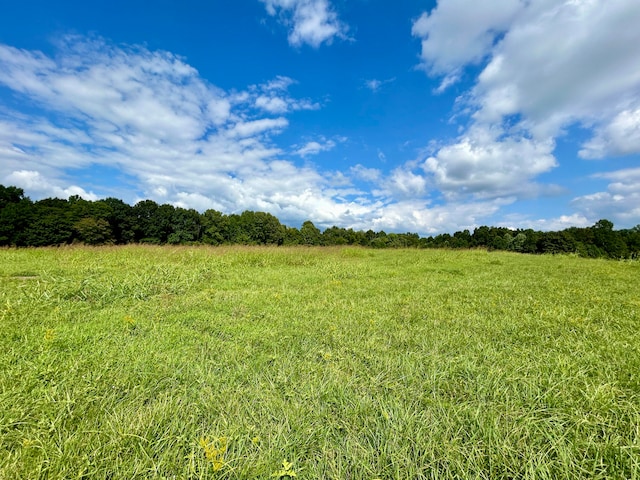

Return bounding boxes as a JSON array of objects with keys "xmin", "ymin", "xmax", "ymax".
[{"xmin": 1, "ymin": 185, "xmax": 639, "ymax": 258}]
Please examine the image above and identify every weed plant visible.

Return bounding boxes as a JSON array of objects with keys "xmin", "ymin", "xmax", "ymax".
[{"xmin": 1, "ymin": 246, "xmax": 639, "ymax": 479}]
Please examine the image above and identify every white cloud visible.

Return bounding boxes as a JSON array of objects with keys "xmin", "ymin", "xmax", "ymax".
[
  {"xmin": 424, "ymin": 125, "xmax": 556, "ymax": 199},
  {"xmin": 571, "ymin": 168, "xmax": 640, "ymax": 226},
  {"xmin": 355, "ymin": 198, "xmax": 511, "ymax": 235},
  {"xmin": 255, "ymin": 96, "xmax": 289, "ymax": 114},
  {"xmin": 7, "ymin": 18, "xmax": 638, "ymax": 235},
  {"xmin": 254, "ymin": 93, "xmax": 319, "ymax": 114},
  {"xmin": 294, "ymin": 138, "xmax": 336, "ymax": 157},
  {"xmin": 262, "ymin": 75, "xmax": 295, "ymax": 91},
  {"xmin": 496, "ymin": 213, "xmax": 592, "ymax": 232},
  {"xmin": 365, "ymin": 79, "xmax": 382, "ymax": 92},
  {"xmin": 0, "ymin": 36, "xmax": 344, "ymax": 222},
  {"xmin": 469, "ymin": 0, "xmax": 640, "ymax": 138},
  {"xmin": 350, "ymin": 164, "xmax": 382, "ymax": 183},
  {"xmin": 379, "ymin": 167, "xmax": 429, "ymax": 199},
  {"xmin": 5, "ymin": 170, "xmax": 98, "ymax": 201},
  {"xmin": 260, "ymin": 0, "xmax": 349, "ymax": 48},
  {"xmin": 412, "ymin": 0, "xmax": 525, "ymax": 84},
  {"xmin": 0, "ymin": 115, "xmax": 93, "ymax": 175},
  {"xmin": 0, "ymin": 38, "xmax": 226, "ymax": 142},
  {"xmin": 413, "ymin": 0, "xmax": 640, "ymax": 223},
  {"xmin": 207, "ymin": 98, "xmax": 232, "ymax": 126},
  {"xmin": 579, "ymin": 107, "xmax": 640, "ymax": 159},
  {"xmin": 251, "ymin": 75, "xmax": 320, "ymax": 114},
  {"xmin": 227, "ymin": 118, "xmax": 289, "ymax": 138},
  {"xmin": 365, "ymin": 77, "xmax": 395, "ymax": 92},
  {"xmin": 4, "ymin": 36, "xmax": 475, "ymax": 234}
]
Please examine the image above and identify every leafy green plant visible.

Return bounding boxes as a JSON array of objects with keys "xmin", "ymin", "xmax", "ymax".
[{"xmin": 271, "ymin": 459, "xmax": 296, "ymax": 478}]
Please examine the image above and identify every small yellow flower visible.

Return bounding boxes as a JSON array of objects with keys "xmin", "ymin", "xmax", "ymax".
[
  {"xmin": 44, "ymin": 329, "xmax": 56, "ymax": 342},
  {"xmin": 251, "ymin": 436, "xmax": 261, "ymax": 445},
  {"xmin": 199, "ymin": 436, "xmax": 227, "ymax": 471}
]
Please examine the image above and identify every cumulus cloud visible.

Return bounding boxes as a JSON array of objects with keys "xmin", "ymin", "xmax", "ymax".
[
  {"xmin": 470, "ymin": 0, "xmax": 640, "ymax": 137},
  {"xmin": 9, "ymin": 8, "xmax": 639, "ymax": 235},
  {"xmin": 5, "ymin": 35, "xmax": 503, "ymax": 234},
  {"xmin": 355, "ymin": 198, "xmax": 511, "ymax": 235},
  {"xmin": 0, "ymin": 38, "xmax": 226, "ymax": 142},
  {"xmin": 5, "ymin": 170, "xmax": 98, "ymax": 201},
  {"xmin": 413, "ymin": 0, "xmax": 640, "ymax": 219},
  {"xmin": 579, "ymin": 107, "xmax": 640, "ymax": 159},
  {"xmin": 378, "ymin": 167, "xmax": 429, "ymax": 199},
  {"xmin": 255, "ymin": 96, "xmax": 289, "ymax": 114},
  {"xmin": 412, "ymin": 0, "xmax": 525, "ymax": 89},
  {"xmin": 350, "ymin": 164, "xmax": 382, "ymax": 183},
  {"xmin": 423, "ymin": 125, "xmax": 557, "ymax": 199},
  {"xmin": 227, "ymin": 118, "xmax": 289, "ymax": 138},
  {"xmin": 571, "ymin": 168, "xmax": 640, "ymax": 226},
  {"xmin": 293, "ymin": 137, "xmax": 337, "ymax": 157},
  {"xmin": 0, "ymin": 36, "xmax": 349, "ymax": 222},
  {"xmin": 251, "ymin": 76, "xmax": 320, "ymax": 114},
  {"xmin": 260, "ymin": 0, "xmax": 349, "ymax": 48},
  {"xmin": 496, "ymin": 213, "xmax": 591, "ymax": 232}
]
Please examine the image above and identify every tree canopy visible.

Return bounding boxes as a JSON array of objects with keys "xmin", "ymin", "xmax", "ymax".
[{"xmin": 1, "ymin": 184, "xmax": 638, "ymax": 259}]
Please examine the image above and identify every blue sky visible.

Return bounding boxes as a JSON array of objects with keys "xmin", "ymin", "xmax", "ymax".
[{"xmin": 1, "ymin": 0, "xmax": 639, "ymax": 234}]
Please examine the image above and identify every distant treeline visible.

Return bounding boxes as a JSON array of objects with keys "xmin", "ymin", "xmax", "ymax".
[{"xmin": 1, "ymin": 185, "xmax": 639, "ymax": 258}]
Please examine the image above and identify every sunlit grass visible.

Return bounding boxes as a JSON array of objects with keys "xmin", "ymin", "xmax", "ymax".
[{"xmin": 1, "ymin": 245, "xmax": 639, "ymax": 478}]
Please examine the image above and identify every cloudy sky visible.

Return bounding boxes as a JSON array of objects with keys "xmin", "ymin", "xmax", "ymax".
[{"xmin": 1, "ymin": 0, "xmax": 639, "ymax": 234}]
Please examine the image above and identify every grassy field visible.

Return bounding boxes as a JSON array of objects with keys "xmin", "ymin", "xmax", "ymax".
[{"xmin": 1, "ymin": 245, "xmax": 639, "ymax": 479}]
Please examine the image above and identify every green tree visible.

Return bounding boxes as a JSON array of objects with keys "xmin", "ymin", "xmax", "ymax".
[
  {"xmin": 74, "ymin": 217, "xmax": 114, "ymax": 245},
  {"xmin": 133, "ymin": 199, "xmax": 160, "ymax": 243},
  {"xmin": 536, "ymin": 231, "xmax": 576, "ymax": 254},
  {"xmin": 201, "ymin": 209, "xmax": 229, "ymax": 245},
  {"xmin": 323, "ymin": 226, "xmax": 349, "ymax": 245},
  {"xmin": 350, "ymin": 229, "xmax": 369, "ymax": 246},
  {"xmin": 300, "ymin": 220, "xmax": 322, "ymax": 245},
  {"xmin": 226, "ymin": 214, "xmax": 251, "ymax": 244},
  {"xmin": 508, "ymin": 232, "xmax": 527, "ymax": 252},
  {"xmin": 169, "ymin": 207, "xmax": 201, "ymax": 244},
  {"xmin": 250, "ymin": 211, "xmax": 285, "ymax": 245},
  {"xmin": 472, "ymin": 226, "xmax": 492, "ymax": 248},
  {"xmin": 592, "ymin": 219, "xmax": 627, "ymax": 258},
  {"xmin": 0, "ymin": 185, "xmax": 26, "ymax": 209},
  {"xmin": 622, "ymin": 225, "xmax": 640, "ymax": 258},
  {"xmin": 22, "ymin": 198, "xmax": 75, "ymax": 246},
  {"xmin": 102, "ymin": 198, "xmax": 136, "ymax": 244},
  {"xmin": 0, "ymin": 186, "xmax": 33, "ymax": 245},
  {"xmin": 133, "ymin": 200, "xmax": 174, "ymax": 243},
  {"xmin": 283, "ymin": 226, "xmax": 303, "ymax": 245},
  {"xmin": 370, "ymin": 231, "xmax": 389, "ymax": 248},
  {"xmin": 451, "ymin": 230, "xmax": 472, "ymax": 248},
  {"xmin": 228, "ymin": 211, "xmax": 284, "ymax": 245}
]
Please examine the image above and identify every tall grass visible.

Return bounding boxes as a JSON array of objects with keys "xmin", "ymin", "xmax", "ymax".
[{"xmin": 1, "ymin": 245, "xmax": 639, "ymax": 479}]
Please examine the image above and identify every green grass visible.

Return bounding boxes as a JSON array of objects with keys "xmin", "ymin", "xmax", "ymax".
[{"xmin": 1, "ymin": 245, "xmax": 639, "ymax": 479}]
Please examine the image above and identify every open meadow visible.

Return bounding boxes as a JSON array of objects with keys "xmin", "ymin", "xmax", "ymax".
[{"xmin": 1, "ymin": 245, "xmax": 639, "ymax": 479}]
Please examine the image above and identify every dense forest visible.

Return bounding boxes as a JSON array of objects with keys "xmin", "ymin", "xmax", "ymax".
[{"xmin": 1, "ymin": 185, "xmax": 639, "ymax": 258}]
